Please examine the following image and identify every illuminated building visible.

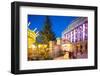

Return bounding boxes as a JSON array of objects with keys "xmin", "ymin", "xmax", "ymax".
[
  {"xmin": 56, "ymin": 38, "xmax": 61, "ymax": 45},
  {"xmin": 49, "ymin": 41, "xmax": 55, "ymax": 58},
  {"xmin": 62, "ymin": 17, "xmax": 88, "ymax": 53}
]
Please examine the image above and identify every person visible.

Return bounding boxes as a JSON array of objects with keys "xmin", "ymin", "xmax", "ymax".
[
  {"xmin": 76, "ymin": 50, "xmax": 88, "ymax": 59},
  {"xmin": 75, "ymin": 50, "xmax": 81, "ymax": 59},
  {"xmin": 79, "ymin": 50, "xmax": 88, "ymax": 58},
  {"xmin": 72, "ymin": 51, "xmax": 77, "ymax": 59}
]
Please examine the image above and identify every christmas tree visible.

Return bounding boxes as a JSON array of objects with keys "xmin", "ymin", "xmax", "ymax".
[{"xmin": 39, "ymin": 16, "xmax": 56, "ymax": 44}]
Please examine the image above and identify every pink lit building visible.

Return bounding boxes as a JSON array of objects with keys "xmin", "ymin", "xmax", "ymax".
[{"xmin": 62, "ymin": 17, "xmax": 88, "ymax": 55}]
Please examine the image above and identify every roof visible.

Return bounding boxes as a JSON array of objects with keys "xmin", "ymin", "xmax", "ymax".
[{"xmin": 62, "ymin": 17, "xmax": 87, "ymax": 34}]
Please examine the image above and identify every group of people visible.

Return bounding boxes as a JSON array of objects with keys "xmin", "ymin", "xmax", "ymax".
[{"xmin": 68, "ymin": 49, "xmax": 88, "ymax": 59}]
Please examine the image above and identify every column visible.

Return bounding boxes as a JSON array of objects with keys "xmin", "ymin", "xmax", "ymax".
[
  {"xmin": 71, "ymin": 31, "xmax": 72, "ymax": 42},
  {"xmin": 83, "ymin": 24, "xmax": 85, "ymax": 41},
  {"xmin": 74, "ymin": 29, "xmax": 76, "ymax": 42}
]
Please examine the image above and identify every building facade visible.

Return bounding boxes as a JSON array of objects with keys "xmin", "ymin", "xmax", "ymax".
[{"xmin": 62, "ymin": 17, "xmax": 88, "ymax": 54}]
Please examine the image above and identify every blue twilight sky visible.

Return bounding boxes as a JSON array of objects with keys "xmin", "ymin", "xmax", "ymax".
[{"xmin": 28, "ymin": 15, "xmax": 78, "ymax": 38}]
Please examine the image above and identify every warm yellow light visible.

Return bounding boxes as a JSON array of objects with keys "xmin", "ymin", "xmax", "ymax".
[
  {"xmin": 31, "ymin": 44, "xmax": 36, "ymax": 49},
  {"xmin": 38, "ymin": 44, "xmax": 42, "ymax": 48},
  {"xmin": 28, "ymin": 29, "xmax": 37, "ymax": 48},
  {"xmin": 62, "ymin": 43, "xmax": 73, "ymax": 52},
  {"xmin": 38, "ymin": 44, "xmax": 48, "ymax": 49},
  {"xmin": 67, "ymin": 44, "xmax": 72, "ymax": 51},
  {"xmin": 64, "ymin": 52, "xmax": 69, "ymax": 59},
  {"xmin": 43, "ymin": 45, "xmax": 47, "ymax": 48}
]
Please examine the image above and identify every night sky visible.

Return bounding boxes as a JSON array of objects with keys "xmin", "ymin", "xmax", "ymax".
[{"xmin": 28, "ymin": 15, "xmax": 78, "ymax": 38}]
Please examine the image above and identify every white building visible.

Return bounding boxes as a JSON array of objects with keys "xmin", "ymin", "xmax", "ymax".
[{"xmin": 62, "ymin": 17, "xmax": 88, "ymax": 54}]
